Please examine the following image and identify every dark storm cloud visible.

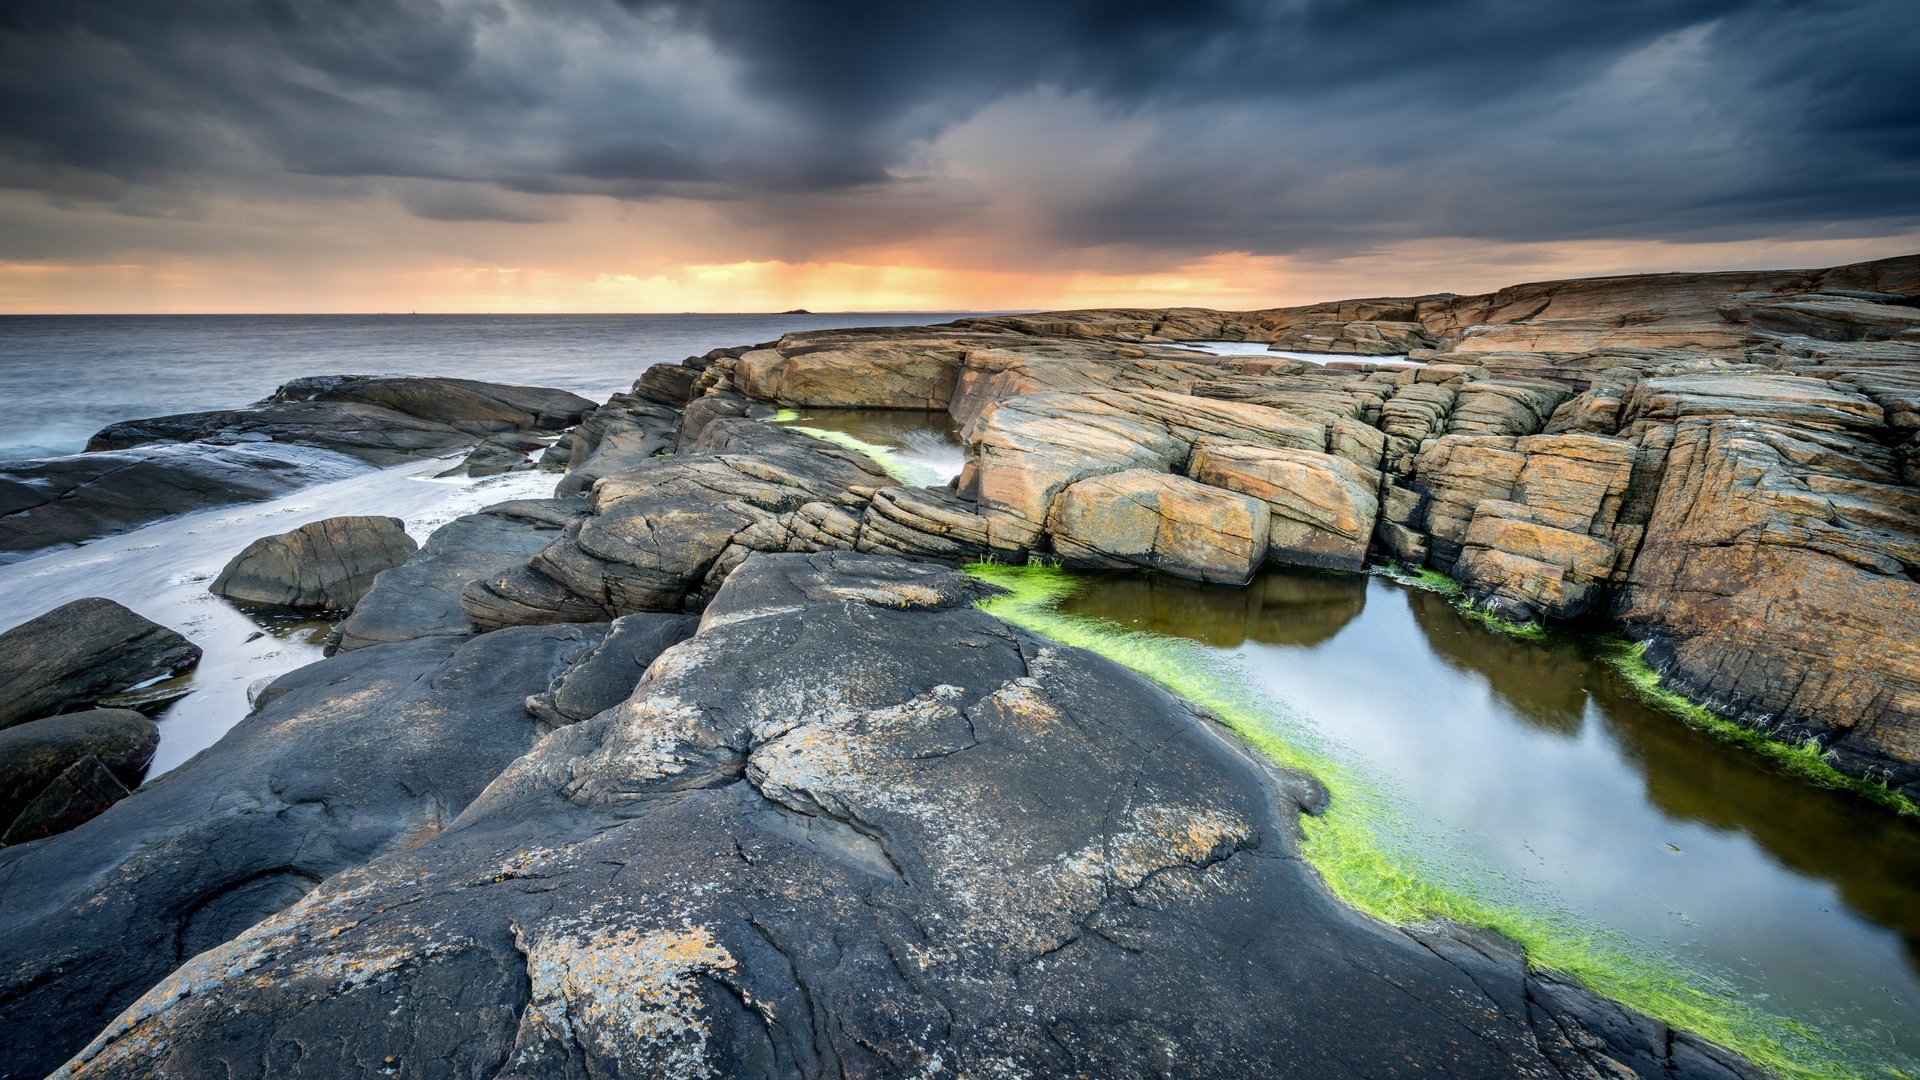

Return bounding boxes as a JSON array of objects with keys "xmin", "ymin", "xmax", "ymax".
[{"xmin": 0, "ymin": 0, "xmax": 1915, "ymax": 252}]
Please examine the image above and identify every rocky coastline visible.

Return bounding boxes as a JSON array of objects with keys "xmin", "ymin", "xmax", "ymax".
[{"xmin": 2, "ymin": 253, "xmax": 1918, "ymax": 1077}]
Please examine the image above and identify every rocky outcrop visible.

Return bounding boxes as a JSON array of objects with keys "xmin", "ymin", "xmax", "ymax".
[
  {"xmin": 0, "ymin": 709, "xmax": 156, "ymax": 842},
  {"xmin": 3, "ymin": 376, "xmax": 592, "ymax": 560},
  {"xmin": 523, "ymin": 611, "xmax": 698, "ymax": 728},
  {"xmin": 1188, "ymin": 443, "xmax": 1380, "ymax": 571},
  {"xmin": 1048, "ymin": 469, "xmax": 1270, "ymax": 583},
  {"xmin": 37, "ymin": 553, "xmax": 1757, "ymax": 1079},
  {"xmin": 1616, "ymin": 416, "xmax": 1920, "ymax": 793},
  {"xmin": 441, "ymin": 432, "xmax": 545, "ymax": 477},
  {"xmin": 89, "ymin": 375, "xmax": 594, "ymax": 464},
  {"xmin": 0, "ymin": 441, "xmax": 368, "ymax": 561},
  {"xmin": 460, "ymin": 419, "xmax": 890, "ymax": 626},
  {"xmin": 0, "ymin": 624, "xmax": 619, "ymax": 1080},
  {"xmin": 552, "ymin": 393, "xmax": 679, "ymax": 497},
  {"xmin": 210, "ymin": 515, "xmax": 418, "ymax": 612},
  {"xmin": 1387, "ymin": 434, "xmax": 1641, "ymax": 621},
  {"xmin": 0, "ymin": 598, "xmax": 201, "ymax": 731},
  {"xmin": 330, "ymin": 498, "xmax": 587, "ymax": 653}
]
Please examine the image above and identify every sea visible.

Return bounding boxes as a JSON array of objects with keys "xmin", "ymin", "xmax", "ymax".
[{"xmin": 0, "ymin": 312, "xmax": 984, "ymax": 461}]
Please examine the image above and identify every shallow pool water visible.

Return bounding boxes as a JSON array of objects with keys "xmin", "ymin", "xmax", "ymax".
[
  {"xmin": 767, "ymin": 407, "xmax": 967, "ymax": 487},
  {"xmin": 1051, "ymin": 568, "xmax": 1920, "ymax": 1077}
]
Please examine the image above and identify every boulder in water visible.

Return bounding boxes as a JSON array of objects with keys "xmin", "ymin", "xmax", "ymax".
[
  {"xmin": 0, "ymin": 598, "xmax": 201, "ymax": 730},
  {"xmin": 210, "ymin": 515, "xmax": 418, "ymax": 612}
]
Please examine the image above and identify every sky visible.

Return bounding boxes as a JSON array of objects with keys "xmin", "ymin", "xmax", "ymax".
[{"xmin": 1, "ymin": 0, "xmax": 1916, "ymax": 314}]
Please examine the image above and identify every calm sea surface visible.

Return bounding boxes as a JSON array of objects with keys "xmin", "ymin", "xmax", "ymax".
[{"xmin": 0, "ymin": 312, "xmax": 982, "ymax": 460}]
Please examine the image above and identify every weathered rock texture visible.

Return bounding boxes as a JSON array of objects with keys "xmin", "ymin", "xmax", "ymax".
[
  {"xmin": 0, "ymin": 598, "xmax": 201, "ymax": 731},
  {"xmin": 661, "ymin": 252, "xmax": 1920, "ymax": 795},
  {"xmin": 89, "ymin": 375, "xmax": 594, "ymax": 464},
  {"xmin": 0, "ymin": 623, "xmax": 638, "ymax": 1079},
  {"xmin": 330, "ymin": 498, "xmax": 587, "ymax": 653},
  {"xmin": 0, "ymin": 709, "xmax": 156, "ymax": 842},
  {"xmin": 210, "ymin": 515, "xmax": 418, "ymax": 612},
  {"xmin": 42, "ymin": 554, "xmax": 1756, "ymax": 1080},
  {"xmin": 0, "ymin": 441, "xmax": 367, "ymax": 561}
]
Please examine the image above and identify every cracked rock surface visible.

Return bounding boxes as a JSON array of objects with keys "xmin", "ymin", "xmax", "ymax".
[{"xmin": 44, "ymin": 553, "xmax": 1756, "ymax": 1079}]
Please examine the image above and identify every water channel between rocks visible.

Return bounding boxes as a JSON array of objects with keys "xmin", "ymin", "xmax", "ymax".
[{"xmin": 790, "ymin": 406, "xmax": 1920, "ymax": 1079}]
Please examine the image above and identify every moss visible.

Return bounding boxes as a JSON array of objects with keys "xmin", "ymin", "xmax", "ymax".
[
  {"xmin": 1600, "ymin": 638, "xmax": 1918, "ymax": 818},
  {"xmin": 964, "ymin": 561, "xmax": 1869, "ymax": 1080},
  {"xmin": 1372, "ymin": 562, "xmax": 1552, "ymax": 642}
]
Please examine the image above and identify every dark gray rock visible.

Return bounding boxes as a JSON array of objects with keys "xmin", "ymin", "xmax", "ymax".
[
  {"xmin": 0, "ymin": 598, "xmax": 201, "ymax": 731},
  {"xmin": 2, "ymin": 757, "xmax": 130, "ymax": 847},
  {"xmin": 552, "ymin": 394, "xmax": 679, "ymax": 498},
  {"xmin": 0, "ymin": 623, "xmax": 608, "ymax": 1080},
  {"xmin": 0, "ymin": 709, "xmax": 157, "ymax": 835},
  {"xmin": 89, "ymin": 375, "xmax": 595, "ymax": 465},
  {"xmin": 43, "ymin": 554, "xmax": 1757, "ymax": 1079},
  {"xmin": 524, "ymin": 611, "xmax": 698, "ymax": 727},
  {"xmin": 210, "ymin": 515, "xmax": 418, "ymax": 612},
  {"xmin": 440, "ymin": 433, "xmax": 546, "ymax": 477},
  {"xmin": 330, "ymin": 498, "xmax": 587, "ymax": 653},
  {"xmin": 463, "ymin": 419, "xmax": 889, "ymax": 626},
  {"xmin": 269, "ymin": 374, "xmax": 593, "ymax": 432},
  {"xmin": 0, "ymin": 441, "xmax": 368, "ymax": 561}
]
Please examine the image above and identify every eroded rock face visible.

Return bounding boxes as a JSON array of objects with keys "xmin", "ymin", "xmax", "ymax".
[
  {"xmin": 0, "ymin": 624, "xmax": 613, "ymax": 1080},
  {"xmin": 210, "ymin": 515, "xmax": 418, "ymax": 612},
  {"xmin": 0, "ymin": 441, "xmax": 369, "ymax": 561},
  {"xmin": 461, "ymin": 419, "xmax": 890, "ymax": 627},
  {"xmin": 1617, "ymin": 418, "xmax": 1920, "ymax": 793},
  {"xmin": 43, "ymin": 554, "xmax": 1756, "ymax": 1079},
  {"xmin": 0, "ymin": 598, "xmax": 201, "ymax": 731},
  {"xmin": 1188, "ymin": 442, "xmax": 1379, "ymax": 571},
  {"xmin": 1048, "ymin": 469, "xmax": 1270, "ymax": 583},
  {"xmin": 89, "ymin": 375, "xmax": 594, "ymax": 463}
]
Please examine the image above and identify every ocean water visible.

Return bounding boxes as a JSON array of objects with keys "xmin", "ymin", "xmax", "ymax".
[{"xmin": 0, "ymin": 312, "xmax": 979, "ymax": 461}]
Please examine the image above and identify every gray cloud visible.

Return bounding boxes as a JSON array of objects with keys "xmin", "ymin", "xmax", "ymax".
[{"xmin": 0, "ymin": 0, "xmax": 1914, "ymax": 263}]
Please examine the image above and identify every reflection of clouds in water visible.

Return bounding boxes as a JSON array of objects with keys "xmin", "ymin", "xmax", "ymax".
[
  {"xmin": 0, "ymin": 456, "xmax": 558, "ymax": 776},
  {"xmin": 1059, "ymin": 567, "xmax": 1920, "ymax": 1077}
]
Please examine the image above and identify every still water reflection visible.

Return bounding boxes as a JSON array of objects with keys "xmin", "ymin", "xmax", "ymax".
[{"xmin": 1060, "ymin": 569, "xmax": 1920, "ymax": 1076}]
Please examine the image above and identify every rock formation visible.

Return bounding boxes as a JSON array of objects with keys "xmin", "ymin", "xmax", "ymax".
[
  {"xmin": 0, "ymin": 598, "xmax": 201, "ymax": 730},
  {"xmin": 0, "ymin": 709, "xmax": 156, "ymax": 842},
  {"xmin": 1, "ymin": 375, "xmax": 592, "ymax": 558},
  {"xmin": 210, "ymin": 515, "xmax": 418, "ymax": 612},
  {"xmin": 34, "ymin": 554, "xmax": 1755, "ymax": 1080}
]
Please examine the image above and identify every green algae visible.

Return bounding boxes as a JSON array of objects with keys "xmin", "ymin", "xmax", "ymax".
[
  {"xmin": 965, "ymin": 560, "xmax": 1867, "ymax": 1080},
  {"xmin": 1371, "ymin": 561, "xmax": 1552, "ymax": 642},
  {"xmin": 764, "ymin": 411, "xmax": 940, "ymax": 487},
  {"xmin": 1600, "ymin": 638, "xmax": 1919, "ymax": 818}
]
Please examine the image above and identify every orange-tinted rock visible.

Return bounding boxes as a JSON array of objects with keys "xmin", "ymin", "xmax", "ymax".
[{"xmin": 1047, "ymin": 469, "xmax": 1269, "ymax": 584}]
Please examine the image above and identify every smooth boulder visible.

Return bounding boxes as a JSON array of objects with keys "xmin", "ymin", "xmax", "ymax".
[
  {"xmin": 0, "ymin": 709, "xmax": 157, "ymax": 839},
  {"xmin": 0, "ymin": 598, "xmax": 200, "ymax": 730},
  {"xmin": 210, "ymin": 516, "xmax": 418, "ymax": 612}
]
